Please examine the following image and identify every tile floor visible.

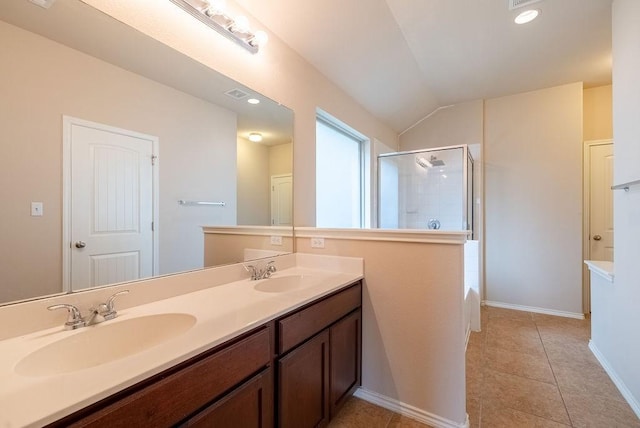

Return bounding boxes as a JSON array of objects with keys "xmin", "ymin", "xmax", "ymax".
[
  {"xmin": 468, "ymin": 306, "xmax": 640, "ymax": 427},
  {"xmin": 328, "ymin": 396, "xmax": 433, "ymax": 427},
  {"xmin": 329, "ymin": 306, "xmax": 640, "ymax": 428}
]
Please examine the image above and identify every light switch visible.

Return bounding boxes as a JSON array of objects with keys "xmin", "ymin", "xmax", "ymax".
[{"xmin": 31, "ymin": 202, "xmax": 43, "ymax": 216}]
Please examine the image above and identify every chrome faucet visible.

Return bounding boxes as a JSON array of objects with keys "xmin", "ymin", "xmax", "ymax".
[
  {"xmin": 48, "ymin": 290, "xmax": 130, "ymax": 330},
  {"xmin": 47, "ymin": 303, "xmax": 86, "ymax": 330},
  {"xmin": 90, "ymin": 290, "xmax": 130, "ymax": 322},
  {"xmin": 245, "ymin": 261, "xmax": 277, "ymax": 280}
]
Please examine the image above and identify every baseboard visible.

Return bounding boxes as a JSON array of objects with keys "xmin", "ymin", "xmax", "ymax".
[
  {"xmin": 354, "ymin": 387, "xmax": 469, "ymax": 428},
  {"xmin": 483, "ymin": 300, "xmax": 585, "ymax": 320},
  {"xmin": 589, "ymin": 341, "xmax": 640, "ymax": 419},
  {"xmin": 465, "ymin": 322, "xmax": 471, "ymax": 351}
]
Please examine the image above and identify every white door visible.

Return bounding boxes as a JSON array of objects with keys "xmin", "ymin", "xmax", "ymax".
[
  {"xmin": 64, "ymin": 117, "xmax": 157, "ymax": 291},
  {"xmin": 271, "ymin": 174, "xmax": 293, "ymax": 226},
  {"xmin": 589, "ymin": 143, "xmax": 614, "ymax": 261}
]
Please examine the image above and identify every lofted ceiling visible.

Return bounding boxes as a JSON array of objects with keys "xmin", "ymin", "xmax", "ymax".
[{"xmin": 234, "ymin": 0, "xmax": 613, "ymax": 132}]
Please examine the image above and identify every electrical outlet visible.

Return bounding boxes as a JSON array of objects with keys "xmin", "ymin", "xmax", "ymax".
[
  {"xmin": 270, "ymin": 235, "xmax": 283, "ymax": 246},
  {"xmin": 31, "ymin": 202, "xmax": 43, "ymax": 217},
  {"xmin": 310, "ymin": 237, "xmax": 325, "ymax": 249}
]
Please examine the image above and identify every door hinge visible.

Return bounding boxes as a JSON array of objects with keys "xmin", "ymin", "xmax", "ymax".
[
  {"xmin": 151, "ymin": 221, "xmax": 154, "ymax": 232},
  {"xmin": 151, "ymin": 155, "xmax": 157, "ymax": 166}
]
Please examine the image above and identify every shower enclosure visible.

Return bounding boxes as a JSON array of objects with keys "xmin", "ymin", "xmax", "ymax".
[{"xmin": 378, "ymin": 145, "xmax": 474, "ymax": 234}]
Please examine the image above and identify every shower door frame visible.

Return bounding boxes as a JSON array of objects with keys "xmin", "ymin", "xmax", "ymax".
[{"xmin": 377, "ymin": 144, "xmax": 473, "ymax": 235}]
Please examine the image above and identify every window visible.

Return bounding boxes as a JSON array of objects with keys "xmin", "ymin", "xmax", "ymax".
[{"xmin": 316, "ymin": 114, "xmax": 365, "ymax": 228}]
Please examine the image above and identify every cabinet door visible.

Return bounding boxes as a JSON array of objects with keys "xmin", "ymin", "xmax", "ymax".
[
  {"xmin": 330, "ymin": 309, "xmax": 361, "ymax": 416},
  {"xmin": 278, "ymin": 330, "xmax": 330, "ymax": 428},
  {"xmin": 180, "ymin": 368, "xmax": 273, "ymax": 428}
]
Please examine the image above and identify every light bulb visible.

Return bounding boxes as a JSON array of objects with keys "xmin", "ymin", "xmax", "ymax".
[
  {"xmin": 232, "ymin": 15, "xmax": 250, "ymax": 33},
  {"xmin": 204, "ymin": 0, "xmax": 226, "ymax": 16},
  {"xmin": 249, "ymin": 133, "xmax": 263, "ymax": 143},
  {"xmin": 250, "ymin": 30, "xmax": 269, "ymax": 48}
]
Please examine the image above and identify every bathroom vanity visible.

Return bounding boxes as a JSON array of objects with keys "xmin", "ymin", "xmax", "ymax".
[{"xmin": 0, "ymin": 254, "xmax": 363, "ymax": 428}]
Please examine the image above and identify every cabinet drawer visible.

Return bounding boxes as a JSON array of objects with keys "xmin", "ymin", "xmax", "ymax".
[
  {"xmin": 278, "ymin": 282, "xmax": 361, "ymax": 354},
  {"xmin": 61, "ymin": 326, "xmax": 271, "ymax": 428},
  {"xmin": 179, "ymin": 367, "xmax": 273, "ymax": 428}
]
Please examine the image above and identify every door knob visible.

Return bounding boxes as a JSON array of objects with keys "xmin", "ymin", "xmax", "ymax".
[
  {"xmin": 75, "ymin": 241, "xmax": 87, "ymax": 248},
  {"xmin": 593, "ymin": 235, "xmax": 602, "ymax": 241}
]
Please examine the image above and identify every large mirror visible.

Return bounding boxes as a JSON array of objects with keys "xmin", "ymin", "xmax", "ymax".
[{"xmin": 0, "ymin": 0, "xmax": 293, "ymax": 306}]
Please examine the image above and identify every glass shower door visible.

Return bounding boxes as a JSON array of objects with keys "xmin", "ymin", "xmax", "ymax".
[{"xmin": 378, "ymin": 146, "xmax": 471, "ymax": 232}]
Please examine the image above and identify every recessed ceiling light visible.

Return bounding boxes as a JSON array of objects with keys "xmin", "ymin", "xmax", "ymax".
[
  {"xmin": 249, "ymin": 133, "xmax": 263, "ymax": 142},
  {"xmin": 247, "ymin": 98, "xmax": 260, "ymax": 105},
  {"xmin": 515, "ymin": 9, "xmax": 539, "ymax": 24}
]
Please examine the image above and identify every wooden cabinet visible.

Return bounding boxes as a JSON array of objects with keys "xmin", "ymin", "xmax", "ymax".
[
  {"xmin": 278, "ymin": 330, "xmax": 330, "ymax": 428},
  {"xmin": 330, "ymin": 309, "xmax": 361, "ymax": 416},
  {"xmin": 49, "ymin": 325, "xmax": 272, "ymax": 428},
  {"xmin": 277, "ymin": 282, "xmax": 362, "ymax": 427},
  {"xmin": 48, "ymin": 280, "xmax": 361, "ymax": 428},
  {"xmin": 179, "ymin": 367, "xmax": 273, "ymax": 428}
]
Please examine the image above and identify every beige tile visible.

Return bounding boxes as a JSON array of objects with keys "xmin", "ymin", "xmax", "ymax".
[
  {"xmin": 543, "ymin": 340, "xmax": 601, "ymax": 369},
  {"xmin": 467, "ymin": 397, "xmax": 480, "ymax": 428},
  {"xmin": 486, "ymin": 323, "xmax": 546, "ymax": 356},
  {"xmin": 467, "ymin": 330, "xmax": 486, "ymax": 350},
  {"xmin": 328, "ymin": 397, "xmax": 393, "ymax": 428},
  {"xmin": 481, "ymin": 401, "xmax": 571, "ymax": 427},
  {"xmin": 532, "ymin": 312, "xmax": 589, "ymax": 328},
  {"xmin": 486, "ymin": 306, "xmax": 534, "ymax": 321},
  {"xmin": 562, "ymin": 391, "xmax": 640, "ymax": 428},
  {"xmin": 466, "ymin": 361, "xmax": 483, "ymax": 400},
  {"xmin": 553, "ymin": 361, "xmax": 625, "ymax": 401},
  {"xmin": 483, "ymin": 345, "xmax": 556, "ymax": 384},
  {"xmin": 488, "ymin": 315, "xmax": 539, "ymax": 332},
  {"xmin": 483, "ymin": 369, "xmax": 571, "ymax": 425},
  {"xmin": 536, "ymin": 323, "xmax": 591, "ymax": 343},
  {"xmin": 387, "ymin": 414, "xmax": 433, "ymax": 428}
]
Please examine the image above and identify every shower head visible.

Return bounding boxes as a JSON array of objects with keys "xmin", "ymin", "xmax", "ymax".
[
  {"xmin": 429, "ymin": 155, "xmax": 445, "ymax": 167},
  {"xmin": 415, "ymin": 155, "xmax": 445, "ymax": 168}
]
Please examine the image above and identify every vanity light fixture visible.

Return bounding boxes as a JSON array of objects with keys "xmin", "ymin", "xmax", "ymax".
[
  {"xmin": 170, "ymin": 0, "xmax": 269, "ymax": 54},
  {"xmin": 29, "ymin": 0, "xmax": 56, "ymax": 9},
  {"xmin": 514, "ymin": 9, "xmax": 540, "ymax": 24},
  {"xmin": 249, "ymin": 133, "xmax": 263, "ymax": 143}
]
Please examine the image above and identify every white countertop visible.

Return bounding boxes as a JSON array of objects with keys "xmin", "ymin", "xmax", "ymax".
[
  {"xmin": 585, "ymin": 260, "xmax": 614, "ymax": 282},
  {"xmin": 0, "ymin": 264, "xmax": 363, "ymax": 427}
]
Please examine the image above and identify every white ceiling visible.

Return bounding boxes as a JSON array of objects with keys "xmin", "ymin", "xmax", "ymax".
[{"xmin": 234, "ymin": 0, "xmax": 613, "ymax": 132}]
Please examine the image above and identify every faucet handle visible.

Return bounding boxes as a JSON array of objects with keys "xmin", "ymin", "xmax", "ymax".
[
  {"xmin": 244, "ymin": 264, "xmax": 259, "ymax": 280},
  {"xmin": 265, "ymin": 260, "xmax": 277, "ymax": 277},
  {"xmin": 48, "ymin": 304, "xmax": 85, "ymax": 330},
  {"xmin": 102, "ymin": 290, "xmax": 129, "ymax": 320}
]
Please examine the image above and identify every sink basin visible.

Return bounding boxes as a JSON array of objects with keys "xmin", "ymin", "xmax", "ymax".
[
  {"xmin": 253, "ymin": 274, "xmax": 319, "ymax": 293},
  {"xmin": 15, "ymin": 313, "xmax": 196, "ymax": 377}
]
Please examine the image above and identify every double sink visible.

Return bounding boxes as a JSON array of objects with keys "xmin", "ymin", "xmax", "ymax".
[{"xmin": 13, "ymin": 272, "xmax": 320, "ymax": 378}]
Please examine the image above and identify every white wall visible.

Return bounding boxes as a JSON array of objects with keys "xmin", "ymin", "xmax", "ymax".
[
  {"xmin": 296, "ymin": 234, "xmax": 467, "ymax": 427},
  {"xmin": 484, "ymin": 83, "xmax": 584, "ymax": 316},
  {"xmin": 590, "ymin": 0, "xmax": 640, "ymax": 415},
  {"xmin": 400, "ymin": 101, "xmax": 483, "ymax": 152}
]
